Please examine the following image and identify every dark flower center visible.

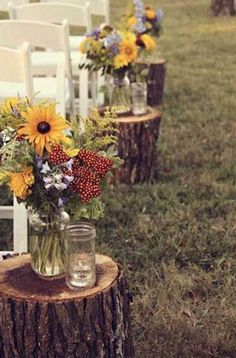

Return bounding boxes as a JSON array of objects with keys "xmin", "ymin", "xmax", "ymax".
[{"xmin": 37, "ymin": 121, "xmax": 51, "ymax": 134}]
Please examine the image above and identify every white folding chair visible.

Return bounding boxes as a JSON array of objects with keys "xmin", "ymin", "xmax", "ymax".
[
  {"xmin": 0, "ymin": 42, "xmax": 68, "ymax": 116},
  {"xmin": 9, "ymin": 2, "xmax": 91, "ymax": 51},
  {"xmin": 42, "ymin": 0, "xmax": 110, "ymax": 38},
  {"xmin": 0, "ymin": 42, "xmax": 68, "ymax": 253},
  {"xmin": 0, "ymin": 0, "xmax": 28, "ymax": 12},
  {"xmin": 0, "ymin": 42, "xmax": 32, "ymax": 254},
  {"xmin": 9, "ymin": 2, "xmax": 94, "ymax": 114},
  {"xmin": 0, "ymin": 19, "xmax": 75, "ymax": 115}
]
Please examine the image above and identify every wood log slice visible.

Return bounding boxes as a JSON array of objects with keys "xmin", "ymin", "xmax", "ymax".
[
  {"xmin": 113, "ymin": 108, "xmax": 161, "ymax": 185},
  {"xmin": 210, "ymin": 0, "xmax": 235, "ymax": 15},
  {"xmin": 0, "ymin": 254, "xmax": 134, "ymax": 358}
]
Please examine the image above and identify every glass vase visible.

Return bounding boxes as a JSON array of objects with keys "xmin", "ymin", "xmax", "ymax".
[
  {"xmin": 28, "ymin": 209, "xmax": 70, "ymax": 279},
  {"xmin": 65, "ymin": 222, "xmax": 96, "ymax": 290},
  {"xmin": 109, "ymin": 74, "xmax": 131, "ymax": 114},
  {"xmin": 131, "ymin": 82, "xmax": 148, "ymax": 115}
]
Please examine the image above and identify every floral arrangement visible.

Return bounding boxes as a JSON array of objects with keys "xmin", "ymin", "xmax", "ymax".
[
  {"xmin": 127, "ymin": 0, "xmax": 163, "ymax": 42},
  {"xmin": 0, "ymin": 97, "xmax": 121, "ymax": 220},
  {"xmin": 124, "ymin": 0, "xmax": 163, "ymax": 82},
  {"xmin": 79, "ymin": 24, "xmax": 156, "ymax": 80},
  {"xmin": 0, "ymin": 97, "xmax": 122, "ymax": 277}
]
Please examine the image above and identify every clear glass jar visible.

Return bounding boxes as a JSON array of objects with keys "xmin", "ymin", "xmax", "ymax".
[
  {"xmin": 29, "ymin": 209, "xmax": 69, "ymax": 279},
  {"xmin": 109, "ymin": 74, "xmax": 131, "ymax": 114},
  {"xmin": 131, "ymin": 82, "xmax": 147, "ymax": 115},
  {"xmin": 64, "ymin": 222, "xmax": 96, "ymax": 290}
]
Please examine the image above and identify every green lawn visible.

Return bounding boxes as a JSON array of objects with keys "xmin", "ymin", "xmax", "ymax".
[
  {"xmin": 103, "ymin": 1, "xmax": 236, "ymax": 357},
  {"xmin": 1, "ymin": 0, "xmax": 236, "ymax": 356}
]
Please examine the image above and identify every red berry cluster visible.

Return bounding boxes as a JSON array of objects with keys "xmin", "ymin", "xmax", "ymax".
[
  {"xmin": 49, "ymin": 145, "xmax": 70, "ymax": 165},
  {"xmin": 48, "ymin": 145, "xmax": 113, "ymax": 203},
  {"xmin": 77, "ymin": 149, "xmax": 113, "ymax": 177}
]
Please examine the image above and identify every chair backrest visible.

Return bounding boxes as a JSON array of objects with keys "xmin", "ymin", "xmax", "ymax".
[
  {"xmin": 0, "ymin": 0, "xmax": 28, "ymax": 12},
  {"xmin": 41, "ymin": 0, "xmax": 110, "ymax": 23},
  {"xmin": 0, "ymin": 19, "xmax": 72, "ymax": 77},
  {"xmin": 9, "ymin": 2, "xmax": 91, "ymax": 31},
  {"xmin": 0, "ymin": 19, "xmax": 70, "ymax": 52},
  {"xmin": 0, "ymin": 42, "xmax": 33, "ymax": 98},
  {"xmin": 0, "ymin": 42, "xmax": 32, "ymax": 253},
  {"xmin": 0, "ymin": 18, "xmax": 75, "ymax": 113}
]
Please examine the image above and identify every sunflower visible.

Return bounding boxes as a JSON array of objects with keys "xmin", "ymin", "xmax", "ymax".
[
  {"xmin": 140, "ymin": 34, "xmax": 156, "ymax": 50},
  {"xmin": 114, "ymin": 53, "xmax": 129, "ymax": 69},
  {"xmin": 118, "ymin": 40, "xmax": 138, "ymax": 64},
  {"xmin": 8, "ymin": 166, "xmax": 34, "ymax": 199},
  {"xmin": 18, "ymin": 104, "xmax": 69, "ymax": 156}
]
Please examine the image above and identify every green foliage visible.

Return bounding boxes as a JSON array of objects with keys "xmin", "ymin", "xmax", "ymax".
[
  {"xmin": 70, "ymin": 108, "xmax": 118, "ymax": 152},
  {"xmin": 0, "ymin": 140, "xmax": 34, "ymax": 172},
  {"xmin": 66, "ymin": 197, "xmax": 105, "ymax": 221}
]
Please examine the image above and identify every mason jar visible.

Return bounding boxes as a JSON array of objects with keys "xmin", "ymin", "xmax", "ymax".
[{"xmin": 64, "ymin": 222, "xmax": 96, "ymax": 290}]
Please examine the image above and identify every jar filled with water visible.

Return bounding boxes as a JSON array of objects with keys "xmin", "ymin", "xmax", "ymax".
[
  {"xmin": 131, "ymin": 82, "xmax": 147, "ymax": 116},
  {"xmin": 65, "ymin": 222, "xmax": 96, "ymax": 290}
]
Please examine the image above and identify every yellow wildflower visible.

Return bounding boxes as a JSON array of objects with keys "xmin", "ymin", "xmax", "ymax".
[
  {"xmin": 145, "ymin": 7, "xmax": 156, "ymax": 20},
  {"xmin": 0, "ymin": 98, "xmax": 19, "ymax": 113},
  {"xmin": 120, "ymin": 31, "xmax": 136, "ymax": 43},
  {"xmin": 140, "ymin": 34, "xmax": 156, "ymax": 50},
  {"xmin": 128, "ymin": 16, "xmax": 137, "ymax": 27},
  {"xmin": 8, "ymin": 167, "xmax": 34, "ymax": 199},
  {"xmin": 79, "ymin": 40, "xmax": 86, "ymax": 53},
  {"xmin": 61, "ymin": 137, "xmax": 80, "ymax": 157}
]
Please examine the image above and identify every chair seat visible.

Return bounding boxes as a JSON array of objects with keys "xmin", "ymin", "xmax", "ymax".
[
  {"xmin": 32, "ymin": 51, "xmax": 84, "ymax": 74},
  {"xmin": 0, "ymin": 77, "xmax": 69, "ymax": 103},
  {"xmin": 69, "ymin": 35, "xmax": 85, "ymax": 51}
]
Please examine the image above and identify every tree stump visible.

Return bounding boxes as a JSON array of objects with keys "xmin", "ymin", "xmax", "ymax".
[
  {"xmin": 114, "ymin": 108, "xmax": 161, "ymax": 185},
  {"xmin": 210, "ymin": 0, "xmax": 235, "ymax": 15},
  {"xmin": 0, "ymin": 254, "xmax": 134, "ymax": 358},
  {"xmin": 132, "ymin": 59, "xmax": 166, "ymax": 106}
]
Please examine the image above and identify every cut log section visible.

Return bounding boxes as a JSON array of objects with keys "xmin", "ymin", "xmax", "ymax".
[
  {"xmin": 114, "ymin": 108, "xmax": 161, "ymax": 185},
  {"xmin": 133, "ymin": 59, "xmax": 166, "ymax": 106},
  {"xmin": 210, "ymin": 0, "xmax": 235, "ymax": 15},
  {"xmin": 0, "ymin": 254, "xmax": 134, "ymax": 358}
]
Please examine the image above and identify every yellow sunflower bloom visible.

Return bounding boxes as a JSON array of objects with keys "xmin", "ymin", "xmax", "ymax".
[
  {"xmin": 118, "ymin": 40, "xmax": 138, "ymax": 66},
  {"xmin": 8, "ymin": 167, "xmax": 34, "ymax": 199},
  {"xmin": 128, "ymin": 16, "xmax": 137, "ymax": 27},
  {"xmin": 114, "ymin": 54, "xmax": 129, "ymax": 69},
  {"xmin": 140, "ymin": 34, "xmax": 156, "ymax": 50},
  {"xmin": 18, "ymin": 104, "xmax": 69, "ymax": 156},
  {"xmin": 145, "ymin": 7, "xmax": 156, "ymax": 20}
]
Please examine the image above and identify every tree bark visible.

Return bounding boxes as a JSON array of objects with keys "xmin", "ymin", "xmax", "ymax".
[
  {"xmin": 130, "ymin": 59, "xmax": 166, "ymax": 106},
  {"xmin": 0, "ymin": 254, "xmax": 134, "ymax": 358},
  {"xmin": 210, "ymin": 0, "xmax": 235, "ymax": 15},
  {"xmin": 114, "ymin": 109, "xmax": 161, "ymax": 185},
  {"xmin": 146, "ymin": 59, "xmax": 166, "ymax": 106}
]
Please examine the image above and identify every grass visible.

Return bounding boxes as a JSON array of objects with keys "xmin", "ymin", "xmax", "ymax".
[
  {"xmin": 1, "ymin": 0, "xmax": 236, "ymax": 356},
  {"xmin": 100, "ymin": 0, "xmax": 236, "ymax": 356}
]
